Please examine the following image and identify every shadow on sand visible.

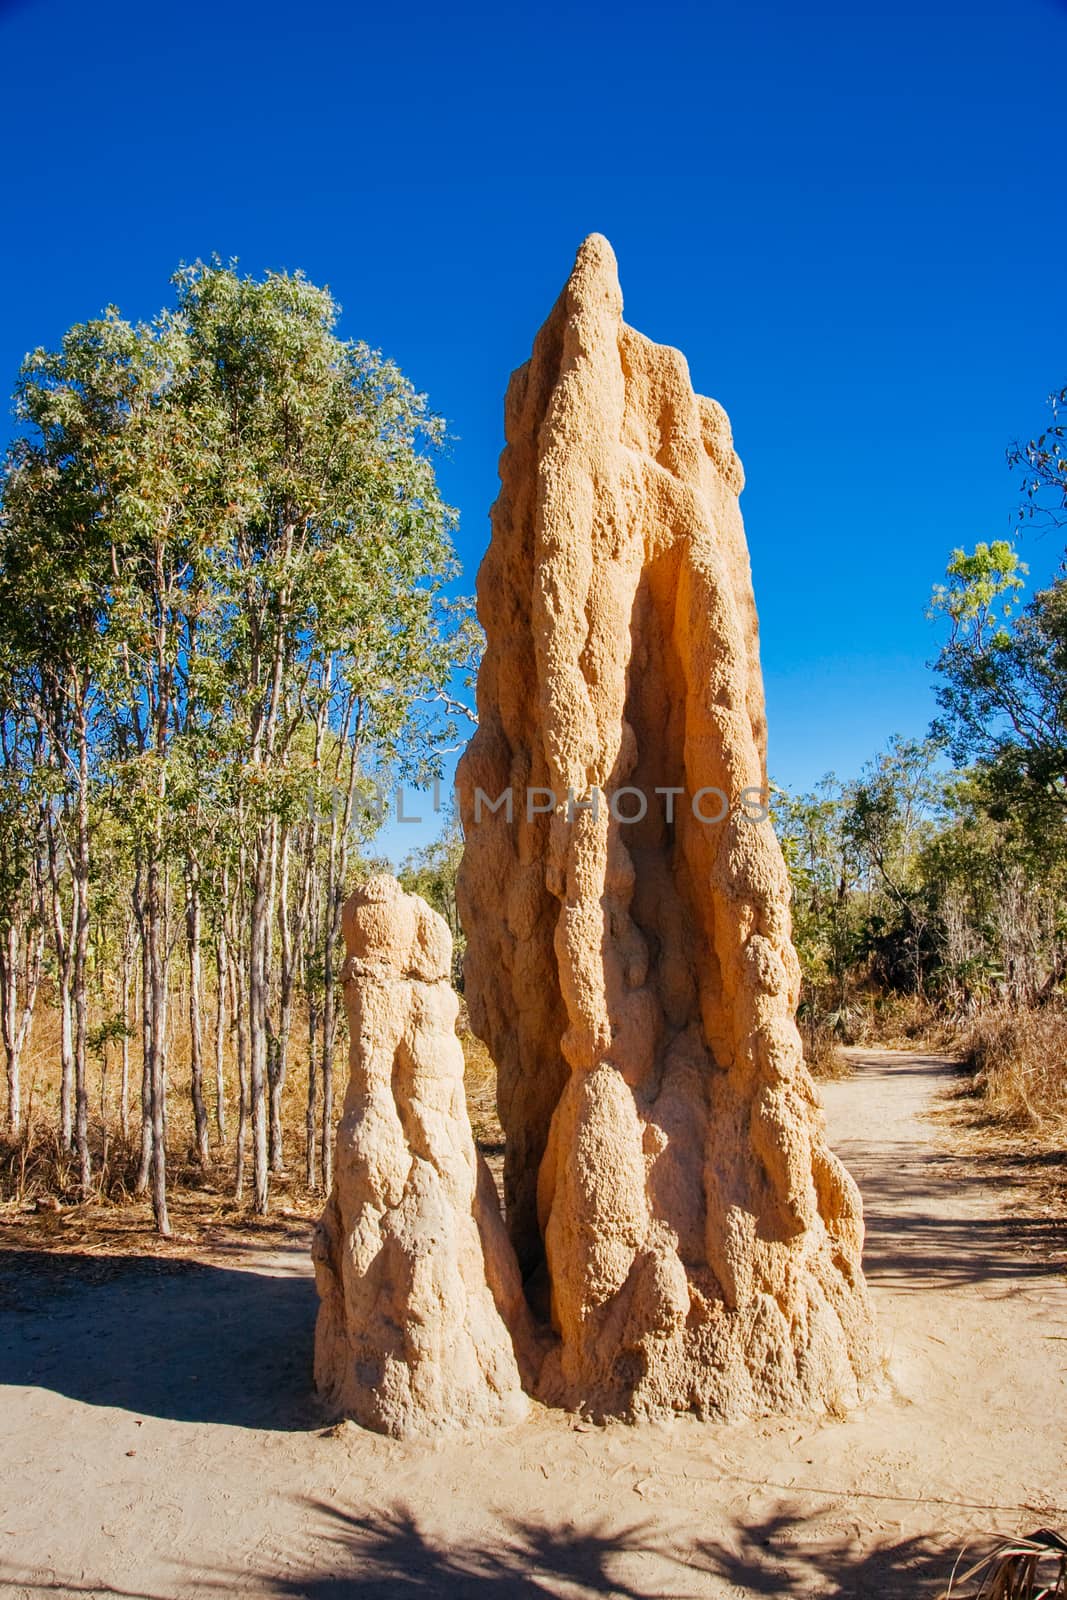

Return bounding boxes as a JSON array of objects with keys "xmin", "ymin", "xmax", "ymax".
[
  {"xmin": 0, "ymin": 1498, "xmax": 974, "ymax": 1598},
  {"xmin": 0, "ymin": 1246, "xmax": 319, "ymax": 1430},
  {"xmin": 827, "ymin": 1054, "xmax": 1064, "ymax": 1292}
]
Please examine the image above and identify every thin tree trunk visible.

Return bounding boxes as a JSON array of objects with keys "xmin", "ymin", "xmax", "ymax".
[
  {"xmin": 133, "ymin": 861, "xmax": 153, "ymax": 1195},
  {"xmin": 320, "ymin": 722, "xmax": 362, "ymax": 1191},
  {"xmin": 228, "ymin": 853, "xmax": 249, "ymax": 1201},
  {"xmin": 248, "ymin": 836, "xmax": 270, "ymax": 1213},
  {"xmin": 271, "ymin": 824, "xmax": 305, "ymax": 1174},
  {"xmin": 233, "ymin": 948, "xmax": 249, "ymax": 1202},
  {"xmin": 119, "ymin": 919, "xmax": 132, "ymax": 1142},
  {"xmin": 303, "ymin": 706, "xmax": 326, "ymax": 1189},
  {"xmin": 146, "ymin": 849, "xmax": 170, "ymax": 1235},
  {"xmin": 47, "ymin": 836, "xmax": 75, "ymax": 1151},
  {"xmin": 214, "ymin": 919, "xmax": 227, "ymax": 1141},
  {"xmin": 73, "ymin": 698, "xmax": 91, "ymax": 1197},
  {"xmin": 184, "ymin": 855, "xmax": 209, "ymax": 1165},
  {"xmin": 1, "ymin": 923, "xmax": 22, "ymax": 1135},
  {"xmin": 305, "ymin": 988, "xmax": 319, "ymax": 1189},
  {"xmin": 59, "ymin": 978, "xmax": 73, "ymax": 1149},
  {"xmin": 1, "ymin": 925, "xmax": 18, "ymax": 1135},
  {"xmin": 320, "ymin": 912, "xmax": 337, "ymax": 1195}
]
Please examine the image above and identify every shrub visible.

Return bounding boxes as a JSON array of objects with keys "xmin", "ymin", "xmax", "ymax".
[{"xmin": 961, "ymin": 1005, "xmax": 1067, "ymax": 1134}]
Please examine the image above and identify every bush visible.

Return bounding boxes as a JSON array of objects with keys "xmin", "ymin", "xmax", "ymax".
[
  {"xmin": 457, "ymin": 1004, "xmax": 503, "ymax": 1150},
  {"xmin": 798, "ymin": 1013, "xmax": 851, "ymax": 1079},
  {"xmin": 960, "ymin": 1005, "xmax": 1067, "ymax": 1134}
]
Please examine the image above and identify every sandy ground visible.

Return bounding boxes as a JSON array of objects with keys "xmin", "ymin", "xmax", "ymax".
[{"xmin": 0, "ymin": 1050, "xmax": 1064, "ymax": 1599}]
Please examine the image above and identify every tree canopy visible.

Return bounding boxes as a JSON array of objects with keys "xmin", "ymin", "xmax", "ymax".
[{"xmin": 0, "ymin": 261, "xmax": 474, "ymax": 1228}]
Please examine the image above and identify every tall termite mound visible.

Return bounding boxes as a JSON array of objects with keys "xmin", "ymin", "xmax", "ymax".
[
  {"xmin": 456, "ymin": 234, "xmax": 879, "ymax": 1421},
  {"xmin": 313, "ymin": 875, "xmax": 534, "ymax": 1437}
]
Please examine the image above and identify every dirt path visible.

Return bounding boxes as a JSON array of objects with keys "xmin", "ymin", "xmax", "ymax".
[{"xmin": 0, "ymin": 1051, "xmax": 1064, "ymax": 1599}]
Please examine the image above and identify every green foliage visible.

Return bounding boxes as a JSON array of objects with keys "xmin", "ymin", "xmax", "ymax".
[
  {"xmin": 932, "ymin": 567, "xmax": 1067, "ymax": 834},
  {"xmin": 774, "ymin": 778, "xmax": 865, "ymax": 1009},
  {"xmin": 0, "ymin": 260, "xmax": 475, "ymax": 1212},
  {"xmin": 930, "ymin": 386, "xmax": 1067, "ymax": 841},
  {"xmin": 0, "ymin": 257, "xmax": 475, "ymax": 859},
  {"xmin": 778, "ymin": 742, "xmax": 1067, "ymax": 1019},
  {"xmin": 929, "ymin": 540, "xmax": 1027, "ymax": 647},
  {"xmin": 778, "ymin": 384, "xmax": 1067, "ymax": 1033},
  {"xmin": 776, "ymin": 738, "xmax": 948, "ymax": 1020}
]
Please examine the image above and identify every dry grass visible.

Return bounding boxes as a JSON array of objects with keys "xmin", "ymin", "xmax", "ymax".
[
  {"xmin": 0, "ymin": 997, "xmax": 337, "ymax": 1253},
  {"xmin": 796, "ymin": 1004, "xmax": 861, "ymax": 1079},
  {"xmin": 801, "ymin": 1019, "xmax": 851, "ymax": 1080},
  {"xmin": 857, "ymin": 992, "xmax": 962, "ymax": 1051},
  {"xmin": 960, "ymin": 1006, "xmax": 1067, "ymax": 1137},
  {"xmin": 941, "ymin": 1529, "xmax": 1067, "ymax": 1598},
  {"xmin": 797, "ymin": 992, "xmax": 959, "ymax": 1073},
  {"xmin": 458, "ymin": 1004, "xmax": 504, "ymax": 1150},
  {"xmin": 1, "ymin": 994, "xmax": 508, "ymax": 1255}
]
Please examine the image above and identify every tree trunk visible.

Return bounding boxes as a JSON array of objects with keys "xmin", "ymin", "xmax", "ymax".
[
  {"xmin": 133, "ymin": 861, "xmax": 153, "ymax": 1196},
  {"xmin": 214, "ymin": 920, "xmax": 227, "ymax": 1141},
  {"xmin": 1, "ymin": 923, "xmax": 20, "ymax": 1136},
  {"xmin": 73, "ymin": 699, "xmax": 91, "ymax": 1198},
  {"xmin": 248, "ymin": 835, "xmax": 270, "ymax": 1213},
  {"xmin": 47, "ymin": 845, "xmax": 74, "ymax": 1151},
  {"xmin": 305, "ymin": 988, "xmax": 319, "ymax": 1190},
  {"xmin": 119, "ymin": 920, "xmax": 132, "ymax": 1142},
  {"xmin": 59, "ymin": 979, "xmax": 73, "ymax": 1150},
  {"xmin": 184, "ymin": 855, "xmax": 209, "ymax": 1165},
  {"xmin": 233, "ymin": 950, "xmax": 249, "ymax": 1202},
  {"xmin": 270, "ymin": 825, "xmax": 303, "ymax": 1174},
  {"xmin": 320, "ymin": 911, "xmax": 337, "ymax": 1195},
  {"xmin": 146, "ymin": 850, "xmax": 170, "ymax": 1236},
  {"xmin": 319, "ymin": 727, "xmax": 362, "ymax": 1191},
  {"xmin": 303, "ymin": 708, "xmax": 326, "ymax": 1189}
]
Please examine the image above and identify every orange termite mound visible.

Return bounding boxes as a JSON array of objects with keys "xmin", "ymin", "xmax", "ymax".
[{"xmin": 455, "ymin": 234, "xmax": 879, "ymax": 1420}]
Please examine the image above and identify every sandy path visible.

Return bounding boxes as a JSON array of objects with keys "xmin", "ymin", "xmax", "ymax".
[{"xmin": 0, "ymin": 1050, "xmax": 1064, "ymax": 1599}]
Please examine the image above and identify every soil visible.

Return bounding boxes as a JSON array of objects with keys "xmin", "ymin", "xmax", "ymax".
[{"xmin": 0, "ymin": 1049, "xmax": 1064, "ymax": 1598}]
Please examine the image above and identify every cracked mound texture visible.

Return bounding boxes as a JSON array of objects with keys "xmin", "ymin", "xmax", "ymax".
[
  {"xmin": 455, "ymin": 234, "xmax": 879, "ymax": 1421},
  {"xmin": 312, "ymin": 875, "xmax": 533, "ymax": 1437}
]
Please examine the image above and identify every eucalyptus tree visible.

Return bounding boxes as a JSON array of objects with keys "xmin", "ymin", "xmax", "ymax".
[
  {"xmin": 167, "ymin": 262, "xmax": 469, "ymax": 1211},
  {"xmin": 1009, "ymin": 383, "xmax": 1067, "ymax": 535},
  {"xmin": 0, "ymin": 261, "xmax": 470, "ymax": 1228},
  {"xmin": 0, "ymin": 314, "xmax": 144, "ymax": 1194},
  {"xmin": 0, "ymin": 690, "xmax": 46, "ymax": 1135},
  {"xmin": 933, "ymin": 554, "xmax": 1067, "ymax": 837}
]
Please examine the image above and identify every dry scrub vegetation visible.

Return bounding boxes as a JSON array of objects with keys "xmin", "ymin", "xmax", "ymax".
[
  {"xmin": 959, "ymin": 1007, "xmax": 1067, "ymax": 1138},
  {"xmin": 0, "ymin": 995, "xmax": 501, "ymax": 1254}
]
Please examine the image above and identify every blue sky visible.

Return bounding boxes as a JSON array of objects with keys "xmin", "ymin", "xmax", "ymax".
[{"xmin": 1, "ymin": 0, "xmax": 1065, "ymax": 864}]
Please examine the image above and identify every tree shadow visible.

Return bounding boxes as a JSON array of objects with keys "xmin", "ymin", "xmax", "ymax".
[
  {"xmin": 0, "ymin": 1499, "xmax": 978, "ymax": 1599},
  {"xmin": 824, "ymin": 1055, "xmax": 1064, "ymax": 1292},
  {"xmin": 689, "ymin": 1507, "xmax": 971, "ymax": 1598},
  {"xmin": 260, "ymin": 1502, "xmax": 671, "ymax": 1598},
  {"xmin": 855, "ymin": 1168, "xmax": 1064, "ymax": 1291},
  {"xmin": 0, "ymin": 1246, "xmax": 319, "ymax": 1430}
]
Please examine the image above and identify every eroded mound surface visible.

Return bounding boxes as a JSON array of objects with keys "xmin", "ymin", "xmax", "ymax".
[
  {"xmin": 455, "ymin": 234, "xmax": 878, "ymax": 1420},
  {"xmin": 312, "ymin": 875, "xmax": 533, "ymax": 1437}
]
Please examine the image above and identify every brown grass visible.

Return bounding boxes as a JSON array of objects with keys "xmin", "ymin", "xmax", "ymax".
[
  {"xmin": 796, "ymin": 1017, "xmax": 857, "ymax": 1081},
  {"xmin": 801, "ymin": 1018, "xmax": 851, "ymax": 1080},
  {"xmin": 856, "ymin": 992, "xmax": 962, "ymax": 1052},
  {"xmin": 960, "ymin": 1006, "xmax": 1067, "ymax": 1137},
  {"xmin": 458, "ymin": 1004, "xmax": 504, "ymax": 1149},
  {"xmin": 940, "ymin": 1529, "xmax": 1067, "ymax": 1598},
  {"xmin": 1, "ymin": 994, "xmax": 509, "ymax": 1255},
  {"xmin": 0, "ymin": 996, "xmax": 338, "ymax": 1256}
]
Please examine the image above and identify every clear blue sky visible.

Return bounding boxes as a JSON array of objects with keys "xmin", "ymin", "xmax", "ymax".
[{"xmin": 1, "ymin": 0, "xmax": 1064, "ymax": 864}]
